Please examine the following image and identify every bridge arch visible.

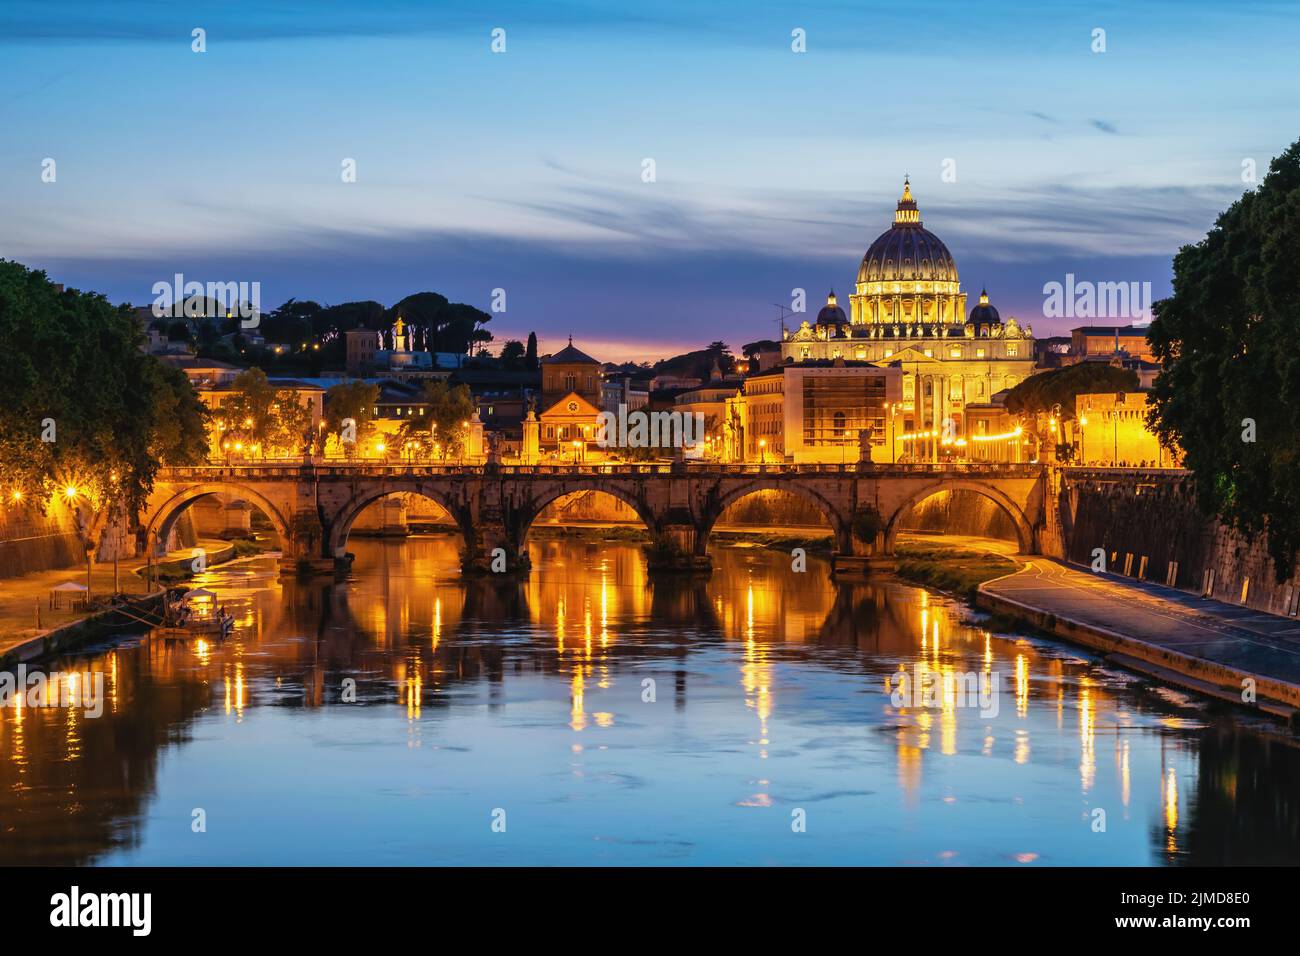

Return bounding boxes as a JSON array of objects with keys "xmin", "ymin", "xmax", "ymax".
[
  {"xmin": 699, "ymin": 480, "xmax": 851, "ymax": 554},
  {"xmin": 517, "ymin": 483, "xmax": 658, "ymax": 547},
  {"xmin": 143, "ymin": 483, "xmax": 293, "ymax": 555},
  {"xmin": 883, "ymin": 478, "xmax": 1034, "ymax": 554},
  {"xmin": 327, "ymin": 485, "xmax": 467, "ymax": 558}
]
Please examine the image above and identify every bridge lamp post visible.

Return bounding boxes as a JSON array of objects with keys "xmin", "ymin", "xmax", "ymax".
[
  {"xmin": 758, "ymin": 438, "xmax": 767, "ymax": 465},
  {"xmin": 1078, "ymin": 415, "xmax": 1088, "ymax": 464}
]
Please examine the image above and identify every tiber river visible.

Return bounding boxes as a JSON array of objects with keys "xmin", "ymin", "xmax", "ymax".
[{"xmin": 1, "ymin": 535, "xmax": 1297, "ymax": 866}]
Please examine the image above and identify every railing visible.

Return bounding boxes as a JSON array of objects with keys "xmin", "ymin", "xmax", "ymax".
[
  {"xmin": 161, "ymin": 460, "xmax": 1049, "ymax": 480},
  {"xmin": 1061, "ymin": 466, "xmax": 1190, "ymax": 480}
]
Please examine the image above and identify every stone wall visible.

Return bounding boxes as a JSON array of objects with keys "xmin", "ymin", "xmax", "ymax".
[
  {"xmin": 1057, "ymin": 470, "xmax": 1300, "ymax": 617},
  {"xmin": 0, "ymin": 503, "xmax": 83, "ymax": 579}
]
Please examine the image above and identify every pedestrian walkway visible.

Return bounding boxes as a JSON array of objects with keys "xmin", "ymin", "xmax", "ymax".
[
  {"xmin": 0, "ymin": 538, "xmax": 230, "ymax": 657},
  {"xmin": 979, "ymin": 558, "xmax": 1300, "ymax": 712}
]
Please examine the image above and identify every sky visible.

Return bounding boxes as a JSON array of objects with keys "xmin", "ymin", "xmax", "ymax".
[{"xmin": 2, "ymin": 0, "xmax": 1298, "ymax": 363}]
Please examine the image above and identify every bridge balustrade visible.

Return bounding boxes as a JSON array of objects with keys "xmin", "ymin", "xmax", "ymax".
[{"xmin": 170, "ymin": 460, "xmax": 1049, "ymax": 479}]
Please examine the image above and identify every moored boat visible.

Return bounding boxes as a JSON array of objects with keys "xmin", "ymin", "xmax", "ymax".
[{"xmin": 153, "ymin": 587, "xmax": 235, "ymax": 639}]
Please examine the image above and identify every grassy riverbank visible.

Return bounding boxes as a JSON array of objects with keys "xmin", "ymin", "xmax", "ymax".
[{"xmin": 893, "ymin": 541, "xmax": 1020, "ymax": 601}]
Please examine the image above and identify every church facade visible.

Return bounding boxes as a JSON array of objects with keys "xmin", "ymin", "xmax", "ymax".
[{"xmin": 779, "ymin": 180, "xmax": 1036, "ymax": 459}]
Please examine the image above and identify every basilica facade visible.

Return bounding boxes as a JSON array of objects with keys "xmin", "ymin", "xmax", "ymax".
[{"xmin": 779, "ymin": 179, "xmax": 1036, "ymax": 456}]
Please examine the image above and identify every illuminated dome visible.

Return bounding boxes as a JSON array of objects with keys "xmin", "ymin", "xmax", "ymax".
[
  {"xmin": 849, "ymin": 178, "xmax": 966, "ymax": 327},
  {"xmin": 856, "ymin": 178, "xmax": 960, "ymax": 286},
  {"xmin": 815, "ymin": 290, "xmax": 848, "ymax": 327}
]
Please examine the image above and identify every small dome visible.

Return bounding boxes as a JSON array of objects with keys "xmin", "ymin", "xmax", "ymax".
[
  {"xmin": 815, "ymin": 290, "xmax": 848, "ymax": 327},
  {"xmin": 967, "ymin": 288, "xmax": 1001, "ymax": 328}
]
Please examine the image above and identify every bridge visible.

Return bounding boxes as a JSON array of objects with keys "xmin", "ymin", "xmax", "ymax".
[{"xmin": 120, "ymin": 461, "xmax": 1050, "ymax": 576}]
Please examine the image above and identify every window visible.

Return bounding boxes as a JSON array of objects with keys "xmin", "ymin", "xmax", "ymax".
[
  {"xmin": 949, "ymin": 347, "xmax": 962, "ymax": 358},
  {"xmin": 976, "ymin": 348, "xmax": 986, "ymax": 358},
  {"xmin": 923, "ymin": 349, "xmax": 933, "ymax": 358},
  {"xmin": 1006, "ymin": 344, "xmax": 1018, "ymax": 357}
]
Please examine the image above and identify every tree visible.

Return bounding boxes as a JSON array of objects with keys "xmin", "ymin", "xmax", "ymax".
[
  {"xmin": 0, "ymin": 260, "xmax": 209, "ymax": 526},
  {"xmin": 400, "ymin": 380, "xmax": 475, "ymax": 461},
  {"xmin": 1004, "ymin": 363, "xmax": 1139, "ymax": 421},
  {"xmin": 525, "ymin": 332, "xmax": 539, "ymax": 370},
  {"xmin": 498, "ymin": 339, "xmax": 526, "ymax": 369},
  {"xmin": 386, "ymin": 293, "xmax": 492, "ymax": 354},
  {"xmin": 147, "ymin": 363, "xmax": 210, "ymax": 467},
  {"xmin": 321, "ymin": 380, "xmax": 379, "ymax": 455},
  {"xmin": 217, "ymin": 368, "xmax": 312, "ymax": 458},
  {"xmin": 1004, "ymin": 362, "xmax": 1138, "ymax": 459},
  {"xmin": 1147, "ymin": 138, "xmax": 1300, "ymax": 579}
]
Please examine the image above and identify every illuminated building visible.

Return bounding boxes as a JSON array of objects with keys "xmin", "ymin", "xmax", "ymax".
[
  {"xmin": 780, "ymin": 180, "xmax": 1037, "ymax": 451},
  {"xmin": 1070, "ymin": 325, "xmax": 1156, "ymax": 364},
  {"xmin": 1073, "ymin": 391, "xmax": 1181, "ymax": 468},
  {"xmin": 537, "ymin": 338, "xmax": 604, "ymax": 457},
  {"xmin": 726, "ymin": 362, "xmax": 903, "ymax": 463}
]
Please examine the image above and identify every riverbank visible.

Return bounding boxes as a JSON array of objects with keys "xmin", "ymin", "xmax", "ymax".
[
  {"xmin": 892, "ymin": 540, "xmax": 1020, "ymax": 601},
  {"xmin": 0, "ymin": 536, "xmax": 270, "ymax": 663},
  {"xmin": 978, "ymin": 558, "xmax": 1300, "ymax": 721},
  {"xmin": 0, "ymin": 590, "xmax": 165, "ymax": 666}
]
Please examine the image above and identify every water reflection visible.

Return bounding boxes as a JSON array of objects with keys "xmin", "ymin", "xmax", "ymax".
[{"xmin": 1, "ymin": 535, "xmax": 1298, "ymax": 866}]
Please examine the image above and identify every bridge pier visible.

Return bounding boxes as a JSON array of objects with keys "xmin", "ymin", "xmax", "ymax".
[
  {"xmin": 831, "ymin": 528, "xmax": 894, "ymax": 577},
  {"xmin": 280, "ymin": 510, "xmax": 335, "ymax": 576},
  {"xmin": 462, "ymin": 521, "xmax": 531, "ymax": 577},
  {"xmin": 648, "ymin": 523, "xmax": 712, "ymax": 576}
]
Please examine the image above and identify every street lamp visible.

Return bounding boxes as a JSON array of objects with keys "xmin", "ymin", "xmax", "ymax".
[{"xmin": 758, "ymin": 438, "xmax": 767, "ymax": 465}]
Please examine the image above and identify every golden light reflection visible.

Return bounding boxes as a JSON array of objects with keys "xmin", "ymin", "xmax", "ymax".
[
  {"xmin": 1015, "ymin": 654, "xmax": 1028, "ymax": 718},
  {"xmin": 1079, "ymin": 680, "xmax": 1095, "ymax": 792},
  {"xmin": 741, "ymin": 635, "xmax": 773, "ymax": 758},
  {"xmin": 406, "ymin": 671, "xmax": 422, "ymax": 721},
  {"xmin": 569, "ymin": 667, "xmax": 587, "ymax": 731},
  {"xmin": 1014, "ymin": 728, "xmax": 1029, "ymax": 764},
  {"xmin": 599, "ymin": 575, "xmax": 609, "ymax": 648},
  {"xmin": 1119, "ymin": 738, "xmax": 1131, "ymax": 809},
  {"xmin": 1163, "ymin": 766, "xmax": 1179, "ymax": 855}
]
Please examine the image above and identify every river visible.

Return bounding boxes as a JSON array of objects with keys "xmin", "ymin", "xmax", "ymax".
[{"xmin": 1, "ymin": 535, "xmax": 1297, "ymax": 865}]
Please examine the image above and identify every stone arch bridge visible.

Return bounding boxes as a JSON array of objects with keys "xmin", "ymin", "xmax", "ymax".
[{"xmin": 122, "ymin": 462, "xmax": 1049, "ymax": 575}]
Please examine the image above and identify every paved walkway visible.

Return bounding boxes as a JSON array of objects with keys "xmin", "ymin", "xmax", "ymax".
[
  {"xmin": 981, "ymin": 558, "xmax": 1300, "ymax": 709},
  {"xmin": 0, "ymin": 539, "xmax": 228, "ymax": 656}
]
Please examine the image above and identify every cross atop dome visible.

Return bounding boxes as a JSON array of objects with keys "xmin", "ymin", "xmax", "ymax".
[{"xmin": 894, "ymin": 176, "xmax": 921, "ymax": 225}]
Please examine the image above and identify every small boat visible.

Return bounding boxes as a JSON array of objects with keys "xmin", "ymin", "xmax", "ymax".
[{"xmin": 153, "ymin": 587, "xmax": 235, "ymax": 639}]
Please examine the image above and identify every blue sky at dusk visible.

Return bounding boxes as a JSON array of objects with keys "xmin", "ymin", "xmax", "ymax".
[{"xmin": 2, "ymin": 0, "xmax": 1297, "ymax": 362}]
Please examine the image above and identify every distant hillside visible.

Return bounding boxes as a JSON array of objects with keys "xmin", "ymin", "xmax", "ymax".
[{"xmin": 651, "ymin": 343, "xmax": 736, "ymax": 380}]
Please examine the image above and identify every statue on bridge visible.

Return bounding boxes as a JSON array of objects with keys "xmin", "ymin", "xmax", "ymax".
[{"xmin": 858, "ymin": 425, "xmax": 876, "ymax": 466}]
